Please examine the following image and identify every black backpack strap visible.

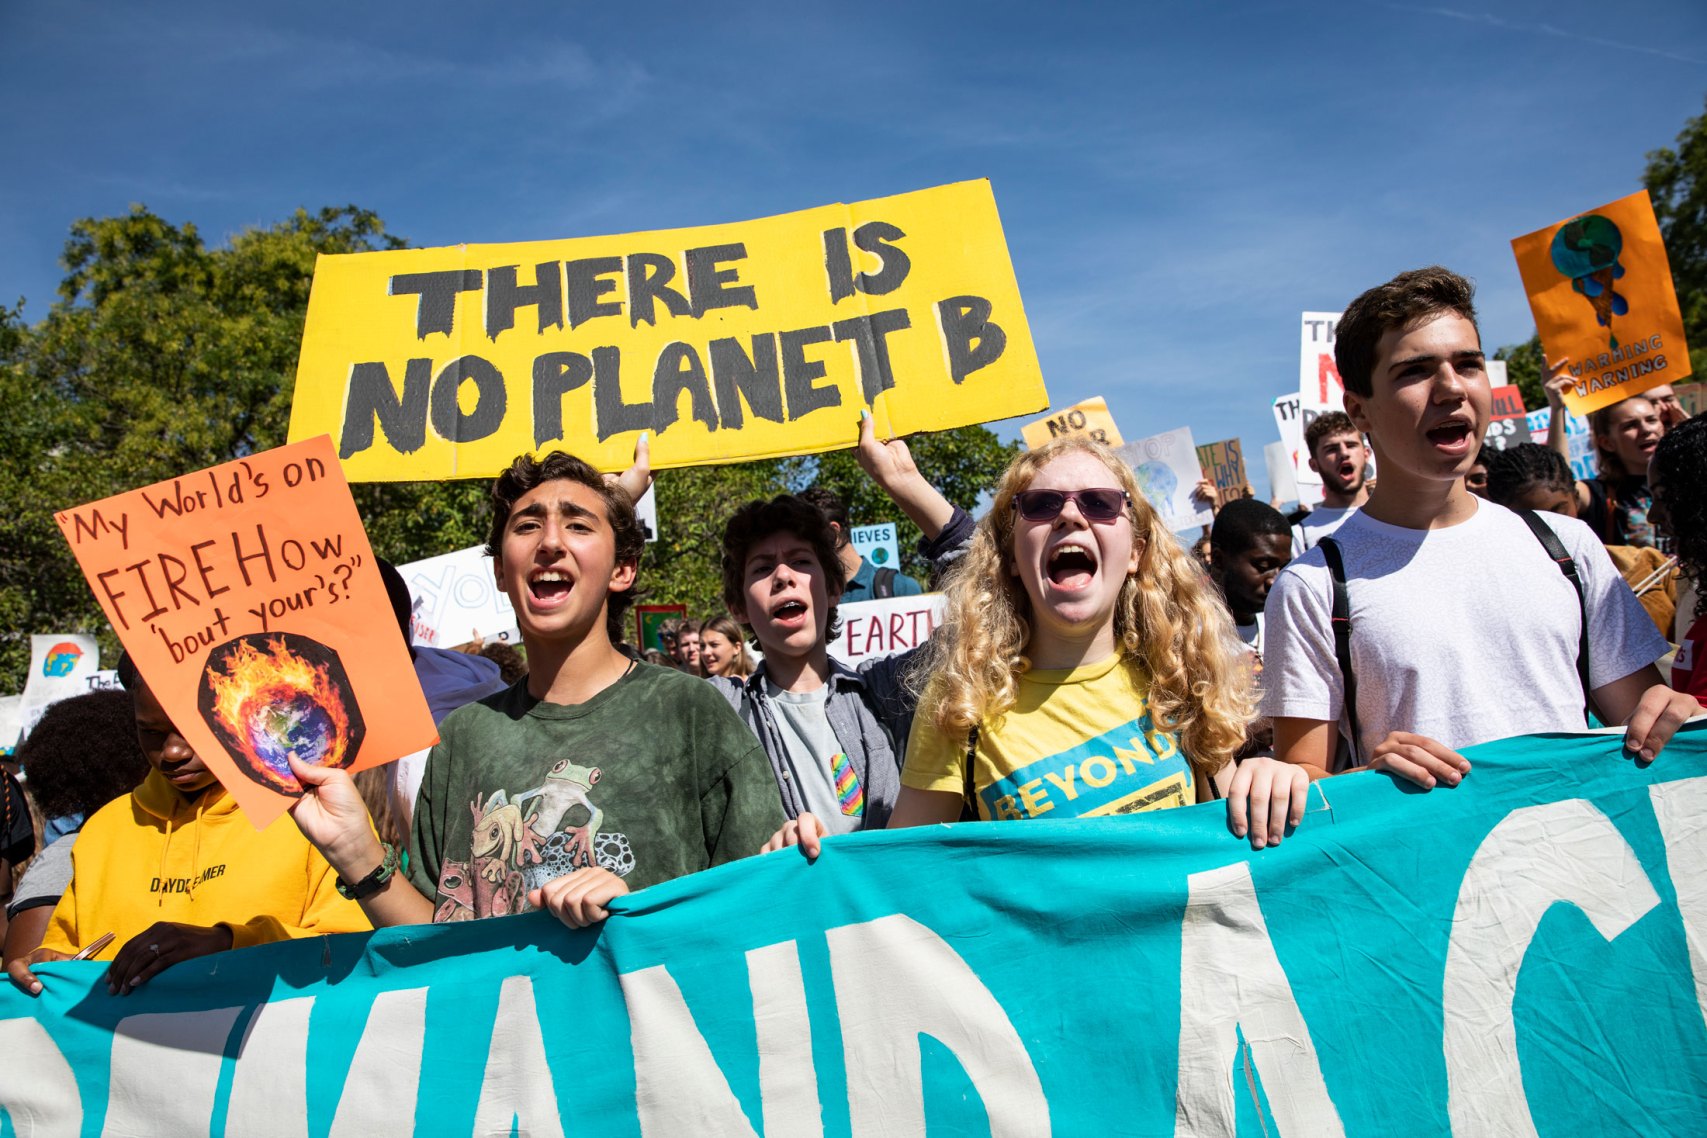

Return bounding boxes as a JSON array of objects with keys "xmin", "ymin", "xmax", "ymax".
[
  {"xmin": 961, "ymin": 725, "xmax": 981, "ymax": 820},
  {"xmin": 1319, "ymin": 537, "xmax": 1362, "ymax": 767},
  {"xmin": 873, "ymin": 566, "xmax": 897, "ymax": 599},
  {"xmin": 1518, "ymin": 509, "xmax": 1593, "ymax": 726}
]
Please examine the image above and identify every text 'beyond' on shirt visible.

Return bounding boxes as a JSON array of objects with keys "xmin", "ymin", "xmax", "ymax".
[{"xmin": 902, "ymin": 654, "xmax": 1194, "ymax": 821}]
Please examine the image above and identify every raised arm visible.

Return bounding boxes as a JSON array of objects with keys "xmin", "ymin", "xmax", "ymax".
[
  {"xmin": 855, "ymin": 411, "xmax": 955, "ymax": 541},
  {"xmin": 288, "ymin": 758, "xmax": 434, "ymax": 928}
]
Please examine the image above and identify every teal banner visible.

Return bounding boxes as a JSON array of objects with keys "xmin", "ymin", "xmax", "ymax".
[{"xmin": 2, "ymin": 725, "xmax": 1705, "ymax": 1136}]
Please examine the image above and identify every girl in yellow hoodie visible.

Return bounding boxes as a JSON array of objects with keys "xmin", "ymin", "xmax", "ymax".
[{"xmin": 7, "ymin": 659, "xmax": 370, "ymax": 996}]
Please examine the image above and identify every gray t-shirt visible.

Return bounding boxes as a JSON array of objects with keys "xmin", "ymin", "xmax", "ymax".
[
  {"xmin": 763, "ymin": 681, "xmax": 864, "ymax": 836},
  {"xmin": 1263, "ymin": 500, "xmax": 1667, "ymax": 763},
  {"xmin": 7, "ymin": 834, "xmax": 76, "ymax": 918}
]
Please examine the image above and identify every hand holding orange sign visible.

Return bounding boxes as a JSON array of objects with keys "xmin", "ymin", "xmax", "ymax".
[
  {"xmin": 54, "ymin": 436, "xmax": 437, "ymax": 828},
  {"xmin": 1512, "ymin": 190, "xmax": 1693, "ymax": 415}
]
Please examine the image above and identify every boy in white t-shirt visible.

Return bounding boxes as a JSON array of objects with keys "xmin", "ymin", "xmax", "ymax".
[{"xmin": 1263, "ymin": 266, "xmax": 1697, "ymax": 787}]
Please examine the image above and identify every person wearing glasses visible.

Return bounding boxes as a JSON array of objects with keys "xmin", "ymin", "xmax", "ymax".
[{"xmin": 770, "ymin": 433, "xmax": 1309, "ymax": 856}]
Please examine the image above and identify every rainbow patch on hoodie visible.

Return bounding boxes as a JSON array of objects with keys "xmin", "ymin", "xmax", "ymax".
[{"xmin": 831, "ymin": 752, "xmax": 864, "ymax": 817}]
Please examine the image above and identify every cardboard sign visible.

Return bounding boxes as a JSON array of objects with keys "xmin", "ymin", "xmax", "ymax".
[
  {"xmin": 288, "ymin": 180, "xmax": 1046, "ymax": 480},
  {"xmin": 827, "ymin": 593, "xmax": 946, "ymax": 665},
  {"xmin": 1481, "ymin": 383, "xmax": 1533, "ymax": 453},
  {"xmin": 849, "ymin": 522, "xmax": 899, "ymax": 569},
  {"xmin": 1020, "ymin": 396, "xmax": 1125, "ymax": 450},
  {"xmin": 54, "ymin": 437, "xmax": 437, "ymax": 827},
  {"xmin": 5, "ymin": 728, "xmax": 1705, "ymax": 1136},
  {"xmin": 634, "ymin": 605, "xmax": 686, "ymax": 655},
  {"xmin": 1116, "ymin": 428, "xmax": 1214, "ymax": 533},
  {"xmin": 1512, "ymin": 189, "xmax": 1693, "ymax": 414},
  {"xmin": 1194, "ymin": 438, "xmax": 1250, "ymax": 498},
  {"xmin": 397, "ymin": 544, "xmax": 518, "ymax": 649}
]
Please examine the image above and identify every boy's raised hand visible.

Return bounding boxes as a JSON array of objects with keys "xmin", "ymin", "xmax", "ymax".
[
  {"xmin": 605, "ymin": 432, "xmax": 652, "ymax": 504},
  {"xmin": 761, "ymin": 812, "xmax": 830, "ymax": 860},
  {"xmin": 854, "ymin": 412, "xmax": 954, "ymax": 540},
  {"xmin": 1225, "ymin": 756, "xmax": 1309, "ymax": 849}
]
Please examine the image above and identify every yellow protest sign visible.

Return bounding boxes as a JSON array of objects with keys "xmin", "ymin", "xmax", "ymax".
[
  {"xmin": 288, "ymin": 180, "xmax": 1046, "ymax": 480},
  {"xmin": 1020, "ymin": 396, "xmax": 1125, "ymax": 450},
  {"xmin": 1512, "ymin": 190, "xmax": 1693, "ymax": 415}
]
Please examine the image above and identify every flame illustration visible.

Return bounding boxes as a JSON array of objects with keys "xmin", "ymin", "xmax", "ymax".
[{"xmin": 201, "ymin": 635, "xmax": 358, "ymax": 794}]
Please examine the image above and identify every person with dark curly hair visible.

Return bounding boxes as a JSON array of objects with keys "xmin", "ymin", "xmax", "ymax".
[
  {"xmin": 1484, "ymin": 443, "xmax": 1578, "ymax": 517},
  {"xmin": 3, "ymin": 690, "xmax": 150, "ymax": 972},
  {"xmin": 1650, "ymin": 415, "xmax": 1707, "ymax": 705}
]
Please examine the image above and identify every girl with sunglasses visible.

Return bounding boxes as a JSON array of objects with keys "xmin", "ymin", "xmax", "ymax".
[{"xmin": 772, "ymin": 435, "xmax": 1310, "ymax": 856}]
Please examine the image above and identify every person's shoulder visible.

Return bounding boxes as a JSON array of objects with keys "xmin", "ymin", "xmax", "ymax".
[
  {"xmin": 435, "ymin": 679, "xmax": 528, "ymax": 738},
  {"xmin": 630, "ymin": 661, "xmax": 748, "ymax": 714},
  {"xmin": 894, "ymin": 570, "xmax": 925, "ymax": 595}
]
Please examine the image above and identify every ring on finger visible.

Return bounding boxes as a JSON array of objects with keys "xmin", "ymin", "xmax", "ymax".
[{"xmin": 148, "ymin": 944, "xmax": 160, "ymax": 954}]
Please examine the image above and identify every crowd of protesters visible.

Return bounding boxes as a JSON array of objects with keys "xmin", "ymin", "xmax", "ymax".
[{"xmin": 2, "ymin": 265, "xmax": 1703, "ymax": 999}]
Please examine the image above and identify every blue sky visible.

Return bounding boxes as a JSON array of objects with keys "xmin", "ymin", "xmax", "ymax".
[{"xmin": 4, "ymin": 0, "xmax": 1705, "ymax": 500}]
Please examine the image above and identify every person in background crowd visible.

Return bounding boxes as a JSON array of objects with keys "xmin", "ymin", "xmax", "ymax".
[
  {"xmin": 1210, "ymin": 498, "xmax": 1295, "ymax": 760},
  {"xmin": 7, "ymin": 655, "xmax": 370, "ymax": 997},
  {"xmin": 1293, "ymin": 411, "xmax": 1371, "ymax": 552},
  {"xmin": 1263, "ymin": 267, "xmax": 1695, "ymax": 790},
  {"xmin": 476, "ymin": 641, "xmax": 527, "ymax": 685},
  {"xmin": 671, "ymin": 620, "xmax": 702, "ymax": 673},
  {"xmin": 3, "ymin": 691, "xmax": 150, "ymax": 972},
  {"xmin": 697, "ymin": 614, "xmax": 754, "ymax": 680},
  {"xmin": 800, "ymin": 486, "xmax": 925, "ymax": 602},
  {"xmin": 1645, "ymin": 383, "xmax": 1688, "ymax": 430},
  {"xmin": 1484, "ymin": 443, "xmax": 1578, "ymax": 517},
  {"xmin": 1464, "ymin": 444, "xmax": 1492, "ymax": 499},
  {"xmin": 655, "ymin": 619, "xmax": 682, "ymax": 668},
  {"xmin": 641, "ymin": 648, "xmax": 672, "ymax": 668},
  {"xmin": 289, "ymin": 449, "xmax": 783, "ymax": 931},
  {"xmin": 1650, "ymin": 415, "xmax": 1707, "ymax": 705},
  {"xmin": 1189, "ymin": 531, "xmax": 1214, "ymax": 572},
  {"xmin": 778, "ymin": 435, "xmax": 1310, "ymax": 859},
  {"xmin": 1544, "ymin": 367, "xmax": 1669, "ymax": 550},
  {"xmin": 727, "ymin": 416, "xmax": 972, "ymax": 845},
  {"xmin": 1210, "ymin": 498, "xmax": 1294, "ymax": 670}
]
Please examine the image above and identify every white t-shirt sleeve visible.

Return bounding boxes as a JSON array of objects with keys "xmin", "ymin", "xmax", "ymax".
[
  {"xmin": 1259, "ymin": 558, "xmax": 1342, "ymax": 725},
  {"xmin": 1547, "ymin": 515, "xmax": 1669, "ymax": 688}
]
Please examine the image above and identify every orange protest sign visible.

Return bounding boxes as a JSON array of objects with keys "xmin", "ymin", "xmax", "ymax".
[
  {"xmin": 1512, "ymin": 190, "xmax": 1693, "ymax": 415},
  {"xmin": 54, "ymin": 436, "xmax": 436, "ymax": 827}
]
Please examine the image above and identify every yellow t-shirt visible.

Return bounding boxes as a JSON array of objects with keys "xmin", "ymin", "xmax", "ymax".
[{"xmin": 903, "ymin": 654, "xmax": 1194, "ymax": 820}]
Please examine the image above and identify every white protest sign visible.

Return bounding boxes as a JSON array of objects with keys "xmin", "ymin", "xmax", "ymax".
[
  {"xmin": 1527, "ymin": 406, "xmax": 1596, "ymax": 480},
  {"xmin": 1116, "ymin": 428, "xmax": 1215, "ymax": 534},
  {"xmin": 20, "ymin": 634, "xmax": 101, "ymax": 732},
  {"xmin": 1297, "ymin": 311, "xmax": 1345, "ymax": 485},
  {"xmin": 0, "ymin": 696, "xmax": 21, "ymax": 755},
  {"xmin": 1272, "ymin": 394, "xmax": 1323, "ymax": 506},
  {"xmin": 828, "ymin": 594, "xmax": 946, "ymax": 666},
  {"xmin": 850, "ymin": 522, "xmax": 900, "ymax": 569},
  {"xmin": 636, "ymin": 485, "xmax": 659, "ymax": 544},
  {"xmin": 1265, "ymin": 441, "xmax": 1299, "ymax": 504},
  {"xmin": 398, "ymin": 545, "xmax": 518, "ymax": 648}
]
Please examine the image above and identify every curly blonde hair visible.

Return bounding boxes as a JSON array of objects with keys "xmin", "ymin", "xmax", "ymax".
[{"xmin": 917, "ymin": 437, "xmax": 1254, "ymax": 782}]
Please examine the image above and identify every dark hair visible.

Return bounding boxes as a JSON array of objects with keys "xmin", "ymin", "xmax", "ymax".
[
  {"xmin": 721, "ymin": 495, "xmax": 847, "ymax": 643},
  {"xmin": 1304, "ymin": 411, "xmax": 1361, "ymax": 460},
  {"xmin": 798, "ymin": 487, "xmax": 850, "ymax": 541},
  {"xmin": 476, "ymin": 642, "xmax": 527, "ymax": 684},
  {"xmin": 484, "ymin": 452, "xmax": 646, "ymax": 644},
  {"xmin": 1587, "ymin": 395, "xmax": 1658, "ymax": 480},
  {"xmin": 375, "ymin": 557, "xmax": 415, "ymax": 650},
  {"xmin": 1484, "ymin": 443, "xmax": 1573, "ymax": 507},
  {"xmin": 1210, "ymin": 497, "xmax": 1292, "ymax": 557},
  {"xmin": 1653, "ymin": 414, "xmax": 1707, "ymax": 618},
  {"xmin": 17, "ymin": 690, "xmax": 151, "ymax": 821},
  {"xmin": 1335, "ymin": 267, "xmax": 1479, "ymax": 397}
]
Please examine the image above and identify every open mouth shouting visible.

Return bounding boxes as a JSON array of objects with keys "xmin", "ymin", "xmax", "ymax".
[
  {"xmin": 769, "ymin": 597, "xmax": 810, "ymax": 630},
  {"xmin": 528, "ymin": 568, "xmax": 574, "ymax": 608},
  {"xmin": 1046, "ymin": 542, "xmax": 1099, "ymax": 592},
  {"xmin": 1425, "ymin": 415, "xmax": 1476, "ymax": 458}
]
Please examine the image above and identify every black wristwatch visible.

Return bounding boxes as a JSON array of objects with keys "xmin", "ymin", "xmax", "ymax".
[{"xmin": 336, "ymin": 842, "xmax": 399, "ymax": 901}]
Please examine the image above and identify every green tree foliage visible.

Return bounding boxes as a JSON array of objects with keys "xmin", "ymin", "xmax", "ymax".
[
  {"xmin": 781, "ymin": 424, "xmax": 1020, "ymax": 585},
  {"xmin": 1494, "ymin": 333, "xmax": 1546, "ymax": 410},
  {"xmin": 1645, "ymin": 94, "xmax": 1707, "ymax": 378},
  {"xmin": 0, "ymin": 205, "xmax": 423, "ymax": 689}
]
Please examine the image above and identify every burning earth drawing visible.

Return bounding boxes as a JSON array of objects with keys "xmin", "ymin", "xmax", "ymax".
[{"xmin": 196, "ymin": 633, "xmax": 364, "ymax": 795}]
